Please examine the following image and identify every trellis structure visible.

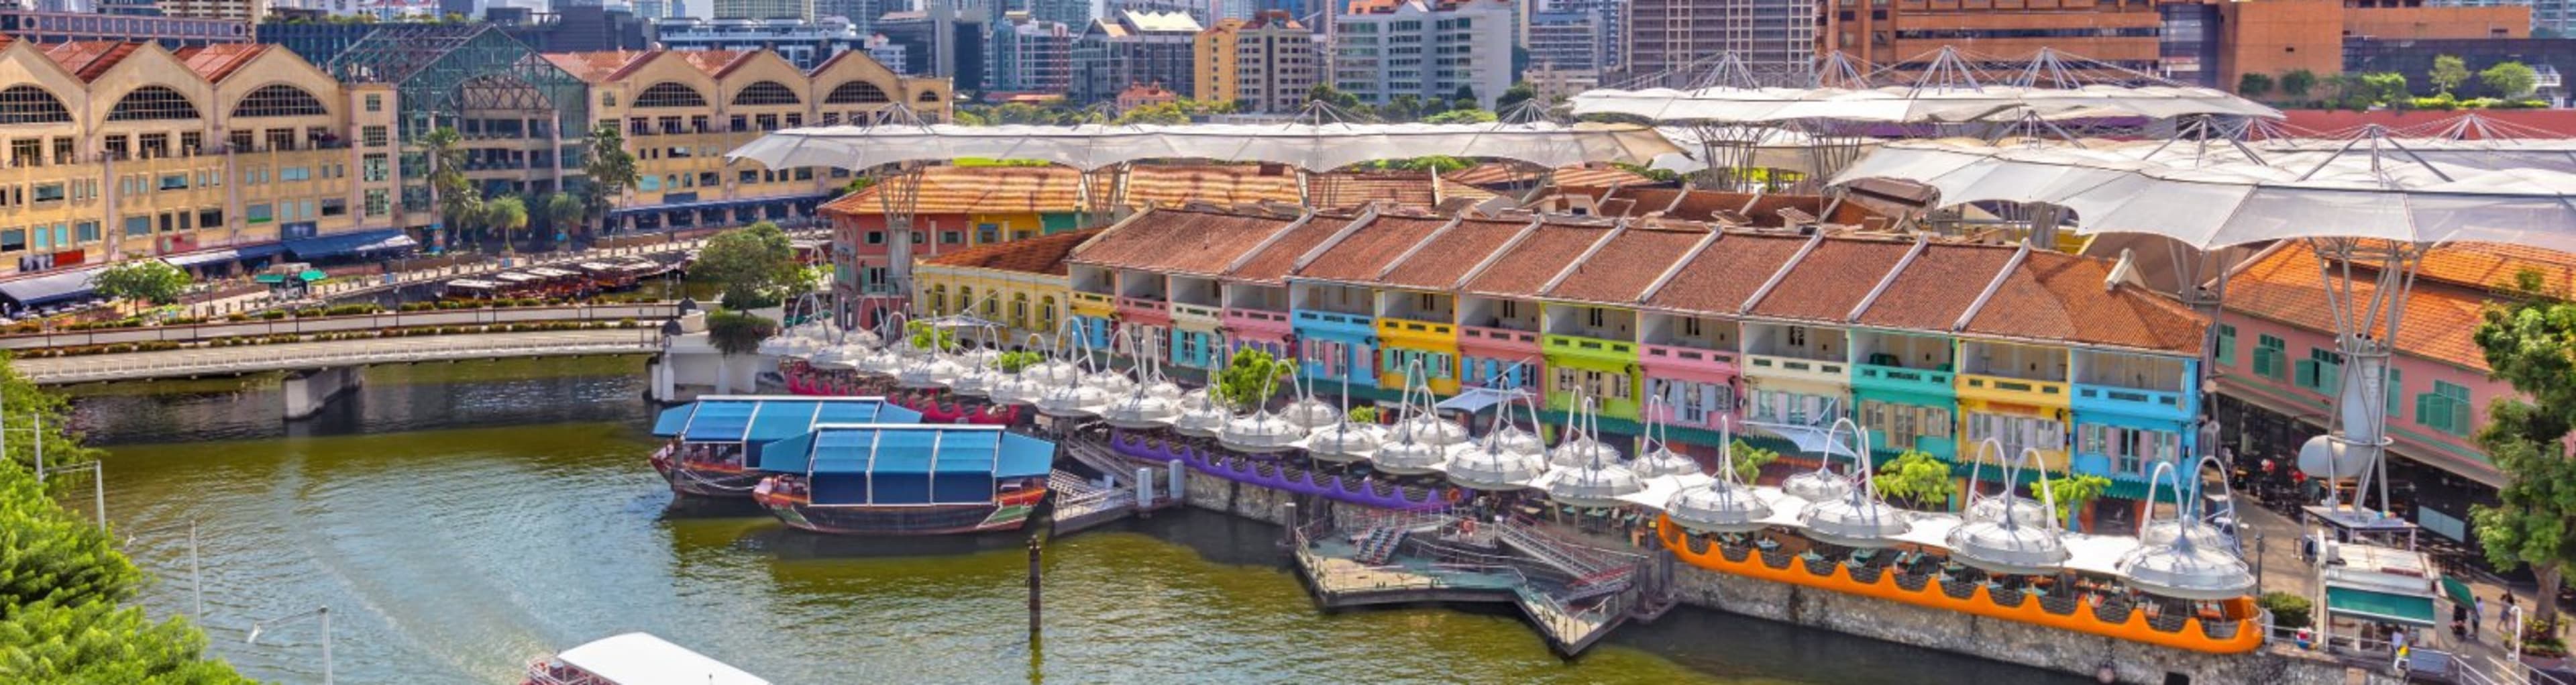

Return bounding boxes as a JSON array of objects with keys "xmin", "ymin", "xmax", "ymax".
[{"xmin": 325, "ymin": 25, "xmax": 590, "ymax": 233}]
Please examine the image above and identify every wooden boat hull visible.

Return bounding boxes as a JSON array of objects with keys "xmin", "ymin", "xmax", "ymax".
[
  {"xmin": 649, "ymin": 452, "xmax": 763, "ymax": 498},
  {"xmin": 755, "ymin": 488, "xmax": 1048, "ymax": 536}
]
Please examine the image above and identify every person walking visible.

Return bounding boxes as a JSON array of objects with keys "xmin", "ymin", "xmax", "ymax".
[{"xmin": 2475, "ymin": 596, "xmax": 2486, "ymax": 639}]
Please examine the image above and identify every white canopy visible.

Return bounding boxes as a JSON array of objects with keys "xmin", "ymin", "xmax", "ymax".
[
  {"xmin": 1572, "ymin": 84, "xmax": 2280, "ymax": 125},
  {"xmin": 727, "ymin": 122, "xmax": 1682, "ymax": 172},
  {"xmin": 553, "ymin": 633, "xmax": 769, "ymax": 685},
  {"xmin": 1831, "ymin": 137, "xmax": 2576, "ymax": 251},
  {"xmin": 1647, "ymin": 125, "xmax": 1859, "ymax": 174}
]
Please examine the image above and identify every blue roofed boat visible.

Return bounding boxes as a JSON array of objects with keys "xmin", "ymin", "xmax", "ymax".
[
  {"xmin": 647, "ymin": 396, "xmax": 924, "ymax": 498},
  {"xmin": 751, "ymin": 424, "xmax": 1057, "ymax": 535}
]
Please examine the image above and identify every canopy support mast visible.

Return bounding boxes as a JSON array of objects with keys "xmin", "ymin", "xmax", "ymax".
[{"xmin": 2298, "ymin": 237, "xmax": 2428, "ymax": 531}]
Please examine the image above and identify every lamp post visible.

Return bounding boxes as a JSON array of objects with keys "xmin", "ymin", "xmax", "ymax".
[
  {"xmin": 124, "ymin": 518, "xmax": 202, "ymax": 619},
  {"xmin": 246, "ymin": 606, "xmax": 331, "ymax": 685}
]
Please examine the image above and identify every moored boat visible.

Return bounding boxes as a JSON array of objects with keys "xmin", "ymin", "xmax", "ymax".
[
  {"xmin": 751, "ymin": 423, "xmax": 1054, "ymax": 535},
  {"xmin": 523, "ymin": 632, "xmax": 767, "ymax": 685},
  {"xmin": 649, "ymin": 396, "xmax": 923, "ymax": 498}
]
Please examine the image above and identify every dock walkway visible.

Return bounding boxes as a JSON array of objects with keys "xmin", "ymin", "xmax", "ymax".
[{"xmin": 1288, "ymin": 511, "xmax": 1642, "ymax": 655}]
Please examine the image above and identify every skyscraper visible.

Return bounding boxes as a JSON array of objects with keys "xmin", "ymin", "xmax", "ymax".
[
  {"xmin": 712, "ymin": 0, "xmax": 812, "ymax": 21},
  {"xmin": 1621, "ymin": 0, "xmax": 1816, "ymax": 85}
]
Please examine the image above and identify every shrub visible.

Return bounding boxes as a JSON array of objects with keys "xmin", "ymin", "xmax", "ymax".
[
  {"xmin": 324, "ymin": 304, "xmax": 380, "ymax": 316},
  {"xmin": 256, "ymin": 311, "xmax": 287, "ymax": 320},
  {"xmin": 2258, "ymin": 591, "xmax": 2312, "ymax": 629}
]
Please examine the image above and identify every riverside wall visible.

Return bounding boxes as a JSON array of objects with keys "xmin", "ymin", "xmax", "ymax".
[{"xmin": 1142, "ymin": 452, "xmax": 2391, "ymax": 685}]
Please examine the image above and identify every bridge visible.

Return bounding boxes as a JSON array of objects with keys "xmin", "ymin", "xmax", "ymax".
[
  {"xmin": 24, "ymin": 329, "xmax": 665, "ymax": 418},
  {"xmin": 0, "ymin": 303, "xmax": 678, "ymax": 351}
]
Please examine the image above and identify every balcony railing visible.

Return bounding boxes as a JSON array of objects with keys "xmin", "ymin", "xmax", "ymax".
[
  {"xmin": 1746, "ymin": 354, "xmax": 1847, "ymax": 379},
  {"xmin": 1172, "ymin": 303, "xmax": 1222, "ymax": 321},
  {"xmin": 1460, "ymin": 325, "xmax": 1540, "ymax": 346},
  {"xmin": 1642, "ymin": 343, "xmax": 1739, "ymax": 370},
  {"xmin": 1962, "ymin": 374, "xmax": 2068, "ymax": 399},
  {"xmin": 1295, "ymin": 309, "xmax": 1371, "ymax": 329},
  {"xmin": 1857, "ymin": 363, "xmax": 1955, "ymax": 390},
  {"xmin": 2075, "ymin": 384, "xmax": 2186, "ymax": 415},
  {"xmin": 1543, "ymin": 334, "xmax": 1635, "ymax": 358},
  {"xmin": 1114, "ymin": 296, "xmax": 1169, "ymax": 312},
  {"xmin": 1375, "ymin": 317, "xmax": 1454, "ymax": 338}
]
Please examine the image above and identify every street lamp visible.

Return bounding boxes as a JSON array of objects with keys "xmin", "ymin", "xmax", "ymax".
[
  {"xmin": 246, "ymin": 606, "xmax": 331, "ymax": 685},
  {"xmin": 124, "ymin": 518, "xmax": 202, "ymax": 619}
]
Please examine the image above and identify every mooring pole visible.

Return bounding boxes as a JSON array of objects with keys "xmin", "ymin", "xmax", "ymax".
[{"xmin": 1026, "ymin": 535, "xmax": 1042, "ymax": 637}]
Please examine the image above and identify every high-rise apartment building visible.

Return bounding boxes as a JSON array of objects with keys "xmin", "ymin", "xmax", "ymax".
[
  {"xmin": 1027, "ymin": 0, "xmax": 1093, "ymax": 32},
  {"xmin": 655, "ymin": 17, "xmax": 870, "ymax": 70},
  {"xmin": 1525, "ymin": 8, "xmax": 1611, "ymax": 76},
  {"xmin": 712, "ymin": 0, "xmax": 812, "ymax": 21},
  {"xmin": 1622, "ymin": 0, "xmax": 1814, "ymax": 84},
  {"xmin": 1232, "ymin": 10, "xmax": 1313, "ymax": 111},
  {"xmin": 1818, "ymin": 0, "xmax": 2158, "ymax": 76},
  {"xmin": 1070, "ymin": 9, "xmax": 1201, "ymax": 102},
  {"xmin": 1194, "ymin": 11, "xmax": 1311, "ymax": 110},
  {"xmin": 158, "ymin": 0, "xmax": 266, "ymax": 21},
  {"xmin": 988, "ymin": 13, "xmax": 1075, "ymax": 93},
  {"xmin": 1329, "ymin": 0, "xmax": 1510, "ymax": 107},
  {"xmin": 1195, "ymin": 17, "xmax": 1246, "ymax": 103}
]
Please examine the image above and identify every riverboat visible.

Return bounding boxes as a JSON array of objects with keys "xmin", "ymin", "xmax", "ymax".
[
  {"xmin": 649, "ymin": 396, "xmax": 923, "ymax": 498},
  {"xmin": 524, "ymin": 632, "xmax": 767, "ymax": 685},
  {"xmin": 751, "ymin": 423, "xmax": 1054, "ymax": 535}
]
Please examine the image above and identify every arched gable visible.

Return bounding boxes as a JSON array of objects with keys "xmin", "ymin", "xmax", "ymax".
[
  {"xmin": 211, "ymin": 46, "xmax": 343, "ymax": 123},
  {"xmin": 84, "ymin": 45, "xmax": 215, "ymax": 129},
  {"xmin": 716, "ymin": 51, "xmax": 808, "ymax": 107}
]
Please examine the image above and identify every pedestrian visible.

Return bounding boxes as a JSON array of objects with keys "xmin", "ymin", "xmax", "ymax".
[
  {"xmin": 2502, "ymin": 593, "xmax": 2518, "ymax": 634},
  {"xmin": 2475, "ymin": 596, "xmax": 2486, "ymax": 637}
]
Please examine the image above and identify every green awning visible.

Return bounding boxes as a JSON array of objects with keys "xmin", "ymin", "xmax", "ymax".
[
  {"xmin": 2442, "ymin": 577, "xmax": 2477, "ymax": 607},
  {"xmin": 254, "ymin": 274, "xmax": 284, "ymax": 284},
  {"xmin": 2327, "ymin": 586, "xmax": 2439, "ymax": 627},
  {"xmin": 298, "ymin": 270, "xmax": 326, "ymax": 282}
]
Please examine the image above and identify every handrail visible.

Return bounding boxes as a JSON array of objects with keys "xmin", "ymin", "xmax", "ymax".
[
  {"xmin": 18, "ymin": 331, "xmax": 661, "ymax": 384},
  {"xmin": 0, "ymin": 303, "xmax": 679, "ymax": 350}
]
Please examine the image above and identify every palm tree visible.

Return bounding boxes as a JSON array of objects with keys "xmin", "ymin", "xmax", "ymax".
[
  {"xmin": 543, "ymin": 192, "xmax": 585, "ymax": 250},
  {"xmin": 422, "ymin": 127, "xmax": 477, "ymax": 252},
  {"xmin": 484, "ymin": 195, "xmax": 529, "ymax": 258},
  {"xmin": 580, "ymin": 123, "xmax": 638, "ymax": 238}
]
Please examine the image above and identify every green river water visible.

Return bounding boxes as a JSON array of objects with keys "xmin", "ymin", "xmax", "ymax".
[{"xmin": 74, "ymin": 358, "xmax": 2082, "ymax": 684}]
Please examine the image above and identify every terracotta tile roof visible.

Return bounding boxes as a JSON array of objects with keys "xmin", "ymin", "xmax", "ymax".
[
  {"xmin": 1542, "ymin": 224, "xmax": 1714, "ymax": 304},
  {"xmin": 1380, "ymin": 217, "xmax": 1534, "ymax": 291},
  {"xmin": 542, "ymin": 50, "xmax": 655, "ymax": 83},
  {"xmin": 2398, "ymin": 241, "xmax": 2576, "ymax": 295},
  {"xmin": 2225, "ymin": 245, "xmax": 2486, "ymax": 370},
  {"xmin": 922, "ymin": 229, "xmax": 1099, "ymax": 276},
  {"xmin": 819, "ymin": 166, "xmax": 1083, "ymax": 217},
  {"xmin": 1967, "ymin": 250, "xmax": 2206, "ymax": 356},
  {"xmin": 668, "ymin": 50, "xmax": 749, "ymax": 76},
  {"xmin": 44, "ymin": 41, "xmax": 140, "ymax": 82},
  {"xmin": 1745, "ymin": 238, "xmax": 1915, "ymax": 322},
  {"xmin": 1641, "ymin": 231, "xmax": 1811, "ymax": 313},
  {"xmin": 1854, "ymin": 242, "xmax": 2019, "ymax": 331},
  {"xmin": 173, "ymin": 43, "xmax": 265, "ymax": 83},
  {"xmin": 1296, "ymin": 214, "xmax": 1452, "ymax": 284},
  {"xmin": 1069, "ymin": 207, "xmax": 1299, "ymax": 276},
  {"xmin": 1228, "ymin": 212, "xmax": 1354, "ymax": 284},
  {"xmin": 1459, "ymin": 220, "xmax": 1617, "ymax": 297},
  {"xmin": 1446, "ymin": 164, "xmax": 1644, "ymax": 189},
  {"xmin": 1124, "ymin": 164, "xmax": 1303, "ymax": 207}
]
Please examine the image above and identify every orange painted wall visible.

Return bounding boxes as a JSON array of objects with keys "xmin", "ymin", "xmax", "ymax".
[
  {"xmin": 2218, "ymin": 0, "xmax": 2347, "ymax": 94},
  {"xmin": 2345, "ymin": 5, "xmax": 2529, "ymax": 40}
]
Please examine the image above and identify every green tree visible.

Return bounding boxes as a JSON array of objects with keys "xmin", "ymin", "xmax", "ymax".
[
  {"xmin": 2237, "ymin": 72, "xmax": 2274, "ymax": 99},
  {"xmin": 542, "ymin": 191, "xmax": 586, "ymax": 245},
  {"xmin": 906, "ymin": 320, "xmax": 956, "ymax": 350},
  {"xmin": 1451, "ymin": 85, "xmax": 1478, "ymax": 106},
  {"xmin": 2483, "ymin": 61, "xmax": 2540, "ymax": 99},
  {"xmin": 580, "ymin": 122, "xmax": 639, "ymax": 237},
  {"xmin": 1873, "ymin": 450, "xmax": 1955, "ymax": 511},
  {"xmin": 0, "ymin": 358, "xmax": 246, "ymax": 682},
  {"xmin": 1308, "ymin": 83, "xmax": 1361, "ymax": 110},
  {"xmin": 2033, "ymin": 474, "xmax": 2111, "ymax": 531},
  {"xmin": 1728, "ymin": 439, "xmax": 1780, "ymax": 484},
  {"xmin": 2281, "ymin": 68, "xmax": 2318, "ymax": 99},
  {"xmin": 483, "ymin": 194, "xmax": 529, "ymax": 256},
  {"xmin": 1214, "ymin": 348, "xmax": 1293, "ymax": 410},
  {"xmin": 1112, "ymin": 102, "xmax": 1190, "ymax": 125},
  {"xmin": 421, "ymin": 126, "xmax": 480, "ymax": 247},
  {"xmin": 1347, "ymin": 406, "xmax": 1379, "ymax": 423},
  {"xmin": 1380, "ymin": 95, "xmax": 1423, "ymax": 121},
  {"xmin": 1496, "ymin": 81, "xmax": 1537, "ymax": 112},
  {"xmin": 995, "ymin": 350, "xmax": 1043, "ymax": 373},
  {"xmin": 2431, "ymin": 54, "xmax": 2470, "ymax": 95},
  {"xmin": 93, "ymin": 260, "xmax": 191, "ymax": 307},
  {"xmin": 694, "ymin": 221, "xmax": 807, "ymax": 309},
  {"xmin": 704, "ymin": 309, "xmax": 777, "ymax": 357},
  {"xmin": 1421, "ymin": 109, "xmax": 1497, "ymax": 125},
  {"xmin": 2469, "ymin": 269, "xmax": 2576, "ymax": 627},
  {"xmin": 2362, "ymin": 72, "xmax": 2411, "ymax": 107}
]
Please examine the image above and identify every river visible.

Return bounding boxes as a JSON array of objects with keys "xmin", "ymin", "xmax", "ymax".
[{"xmin": 76, "ymin": 358, "xmax": 2083, "ymax": 684}]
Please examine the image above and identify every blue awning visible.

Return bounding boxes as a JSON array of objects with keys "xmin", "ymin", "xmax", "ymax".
[
  {"xmin": 0, "ymin": 267, "xmax": 101, "ymax": 309},
  {"xmin": 777, "ymin": 425, "xmax": 1058, "ymax": 506},
  {"xmin": 162, "ymin": 250, "xmax": 239, "ymax": 268},
  {"xmin": 284, "ymin": 229, "xmax": 417, "ymax": 260},
  {"xmin": 608, "ymin": 193, "xmax": 828, "ymax": 217},
  {"xmin": 655, "ymin": 396, "xmax": 917, "ymax": 443}
]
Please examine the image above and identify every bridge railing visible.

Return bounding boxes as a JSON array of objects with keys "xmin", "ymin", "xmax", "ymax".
[
  {"xmin": 19, "ymin": 330, "xmax": 665, "ymax": 384},
  {"xmin": 0, "ymin": 303, "xmax": 680, "ymax": 351}
]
